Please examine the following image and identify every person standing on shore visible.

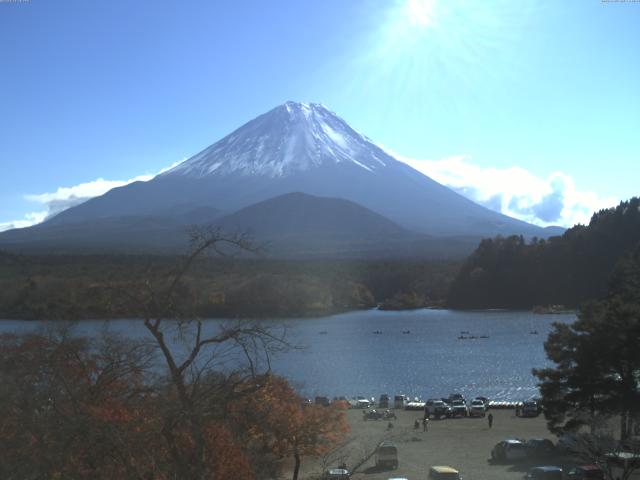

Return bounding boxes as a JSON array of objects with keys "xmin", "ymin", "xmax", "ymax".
[
  {"xmin": 422, "ymin": 416, "xmax": 429, "ymax": 432},
  {"xmin": 487, "ymin": 412, "xmax": 494, "ymax": 428}
]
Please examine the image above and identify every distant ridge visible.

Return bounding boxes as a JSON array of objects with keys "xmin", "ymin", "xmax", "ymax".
[{"xmin": 215, "ymin": 192, "xmax": 410, "ymax": 239}]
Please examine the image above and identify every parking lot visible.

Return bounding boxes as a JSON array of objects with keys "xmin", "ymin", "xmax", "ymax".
[{"xmin": 299, "ymin": 408, "xmax": 639, "ymax": 480}]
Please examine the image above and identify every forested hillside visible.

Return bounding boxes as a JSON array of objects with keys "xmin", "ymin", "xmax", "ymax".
[
  {"xmin": 0, "ymin": 252, "xmax": 458, "ymax": 319},
  {"xmin": 448, "ymin": 197, "xmax": 640, "ymax": 309}
]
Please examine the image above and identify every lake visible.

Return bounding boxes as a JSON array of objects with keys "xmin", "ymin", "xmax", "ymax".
[{"xmin": 0, "ymin": 308, "xmax": 574, "ymax": 402}]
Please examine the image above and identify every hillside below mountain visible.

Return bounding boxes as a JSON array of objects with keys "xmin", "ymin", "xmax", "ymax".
[{"xmin": 0, "ymin": 192, "xmax": 481, "ymax": 258}]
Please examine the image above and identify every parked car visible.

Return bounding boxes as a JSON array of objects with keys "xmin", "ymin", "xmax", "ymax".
[
  {"xmin": 315, "ymin": 396, "xmax": 330, "ymax": 406},
  {"xmin": 405, "ymin": 398, "xmax": 426, "ymax": 410},
  {"xmin": 350, "ymin": 396, "xmax": 371, "ymax": 409},
  {"xmin": 394, "ymin": 394, "xmax": 409, "ymax": 409},
  {"xmin": 469, "ymin": 399, "xmax": 487, "ymax": 417},
  {"xmin": 425, "ymin": 399, "xmax": 452, "ymax": 419},
  {"xmin": 375, "ymin": 441, "xmax": 399, "ymax": 469},
  {"xmin": 604, "ymin": 451, "xmax": 640, "ymax": 470},
  {"xmin": 525, "ymin": 438, "xmax": 555, "ymax": 458},
  {"xmin": 492, "ymin": 439, "xmax": 528, "ymax": 462},
  {"xmin": 428, "ymin": 465, "xmax": 461, "ymax": 479},
  {"xmin": 448, "ymin": 393, "xmax": 465, "ymax": 403},
  {"xmin": 322, "ymin": 468, "xmax": 350, "ymax": 479},
  {"xmin": 524, "ymin": 466, "xmax": 563, "ymax": 480},
  {"xmin": 450, "ymin": 399, "xmax": 469, "ymax": 417},
  {"xmin": 379, "ymin": 394, "xmax": 389, "ymax": 408},
  {"xmin": 566, "ymin": 464, "xmax": 604, "ymax": 479},
  {"xmin": 521, "ymin": 400, "xmax": 540, "ymax": 417}
]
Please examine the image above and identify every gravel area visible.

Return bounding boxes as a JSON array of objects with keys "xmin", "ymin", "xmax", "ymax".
[{"xmin": 300, "ymin": 408, "xmax": 562, "ymax": 480}]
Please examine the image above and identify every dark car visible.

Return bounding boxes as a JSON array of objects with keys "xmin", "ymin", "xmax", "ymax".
[
  {"xmin": 524, "ymin": 466, "xmax": 563, "ymax": 480},
  {"xmin": 521, "ymin": 400, "xmax": 540, "ymax": 417},
  {"xmin": 448, "ymin": 393, "xmax": 465, "ymax": 403},
  {"xmin": 525, "ymin": 438, "xmax": 555, "ymax": 457},
  {"xmin": 425, "ymin": 399, "xmax": 452, "ymax": 419},
  {"xmin": 492, "ymin": 439, "xmax": 528, "ymax": 462},
  {"xmin": 566, "ymin": 464, "xmax": 604, "ymax": 479},
  {"xmin": 450, "ymin": 399, "xmax": 469, "ymax": 417}
]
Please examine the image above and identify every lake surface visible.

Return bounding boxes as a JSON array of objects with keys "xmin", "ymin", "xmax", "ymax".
[{"xmin": 0, "ymin": 309, "xmax": 574, "ymax": 401}]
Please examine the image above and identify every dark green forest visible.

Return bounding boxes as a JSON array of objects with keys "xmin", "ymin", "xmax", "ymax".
[
  {"xmin": 0, "ymin": 252, "xmax": 458, "ymax": 320},
  {"xmin": 448, "ymin": 197, "xmax": 640, "ymax": 309}
]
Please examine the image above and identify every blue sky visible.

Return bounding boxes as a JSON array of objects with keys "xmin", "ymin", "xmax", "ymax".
[{"xmin": 1, "ymin": 0, "xmax": 638, "ymax": 230}]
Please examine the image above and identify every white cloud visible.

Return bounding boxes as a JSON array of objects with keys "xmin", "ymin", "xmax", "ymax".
[
  {"xmin": 396, "ymin": 153, "xmax": 618, "ymax": 228},
  {"xmin": 0, "ymin": 160, "xmax": 184, "ymax": 233},
  {"xmin": 0, "ymin": 211, "xmax": 48, "ymax": 232}
]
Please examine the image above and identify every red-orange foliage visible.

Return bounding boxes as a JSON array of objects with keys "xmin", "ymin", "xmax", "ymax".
[
  {"xmin": 203, "ymin": 423, "xmax": 253, "ymax": 480},
  {"xmin": 0, "ymin": 331, "xmax": 347, "ymax": 480},
  {"xmin": 0, "ymin": 333, "xmax": 165, "ymax": 479},
  {"xmin": 232, "ymin": 375, "xmax": 350, "ymax": 479}
]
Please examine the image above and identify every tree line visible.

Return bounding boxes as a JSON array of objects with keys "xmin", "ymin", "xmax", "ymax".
[
  {"xmin": 0, "ymin": 250, "xmax": 459, "ymax": 320},
  {"xmin": 448, "ymin": 197, "xmax": 640, "ymax": 309}
]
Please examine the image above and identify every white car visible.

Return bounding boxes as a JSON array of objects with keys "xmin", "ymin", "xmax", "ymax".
[
  {"xmin": 469, "ymin": 399, "xmax": 487, "ymax": 417},
  {"xmin": 323, "ymin": 468, "xmax": 350, "ymax": 479},
  {"xmin": 350, "ymin": 396, "xmax": 371, "ymax": 409}
]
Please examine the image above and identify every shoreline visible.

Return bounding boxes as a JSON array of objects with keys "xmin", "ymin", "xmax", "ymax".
[{"xmin": 0, "ymin": 306, "xmax": 578, "ymax": 323}]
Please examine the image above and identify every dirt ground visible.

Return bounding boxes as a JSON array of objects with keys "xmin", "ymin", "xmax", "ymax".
[{"xmin": 298, "ymin": 408, "xmax": 590, "ymax": 480}]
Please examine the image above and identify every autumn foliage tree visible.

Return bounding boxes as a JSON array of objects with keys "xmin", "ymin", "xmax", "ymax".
[
  {"xmin": 231, "ymin": 375, "xmax": 350, "ymax": 480},
  {"xmin": 0, "ymin": 330, "xmax": 163, "ymax": 480}
]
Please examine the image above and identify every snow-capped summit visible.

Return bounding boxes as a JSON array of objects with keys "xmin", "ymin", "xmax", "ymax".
[
  {"xmin": 19, "ymin": 101, "xmax": 556, "ymax": 247},
  {"xmin": 163, "ymin": 101, "xmax": 390, "ymax": 178}
]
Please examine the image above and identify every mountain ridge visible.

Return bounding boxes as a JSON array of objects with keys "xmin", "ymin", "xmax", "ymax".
[{"xmin": 1, "ymin": 102, "xmax": 563, "ymax": 255}]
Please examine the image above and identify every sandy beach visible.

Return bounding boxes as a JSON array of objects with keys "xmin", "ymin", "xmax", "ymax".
[{"xmin": 300, "ymin": 408, "xmax": 578, "ymax": 480}]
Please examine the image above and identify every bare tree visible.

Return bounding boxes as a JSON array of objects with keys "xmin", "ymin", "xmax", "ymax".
[
  {"xmin": 565, "ymin": 431, "xmax": 640, "ymax": 480},
  {"xmin": 118, "ymin": 227, "xmax": 289, "ymax": 480}
]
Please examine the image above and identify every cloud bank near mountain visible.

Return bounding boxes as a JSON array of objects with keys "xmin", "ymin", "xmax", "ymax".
[
  {"xmin": 0, "ymin": 161, "xmax": 184, "ymax": 232},
  {"xmin": 396, "ymin": 154, "xmax": 618, "ymax": 228}
]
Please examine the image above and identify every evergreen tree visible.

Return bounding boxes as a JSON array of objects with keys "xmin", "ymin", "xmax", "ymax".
[{"xmin": 534, "ymin": 245, "xmax": 640, "ymax": 440}]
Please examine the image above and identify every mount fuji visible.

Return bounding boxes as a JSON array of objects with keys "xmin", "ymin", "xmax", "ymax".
[{"xmin": 0, "ymin": 102, "xmax": 559, "ymax": 256}]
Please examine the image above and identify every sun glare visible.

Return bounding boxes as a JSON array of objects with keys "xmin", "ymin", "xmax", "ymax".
[{"xmin": 405, "ymin": 0, "xmax": 436, "ymax": 28}]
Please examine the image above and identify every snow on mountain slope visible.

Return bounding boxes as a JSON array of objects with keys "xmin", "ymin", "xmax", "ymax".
[
  {"xmin": 162, "ymin": 102, "xmax": 389, "ymax": 178},
  {"xmin": 30, "ymin": 101, "xmax": 556, "ymax": 241}
]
